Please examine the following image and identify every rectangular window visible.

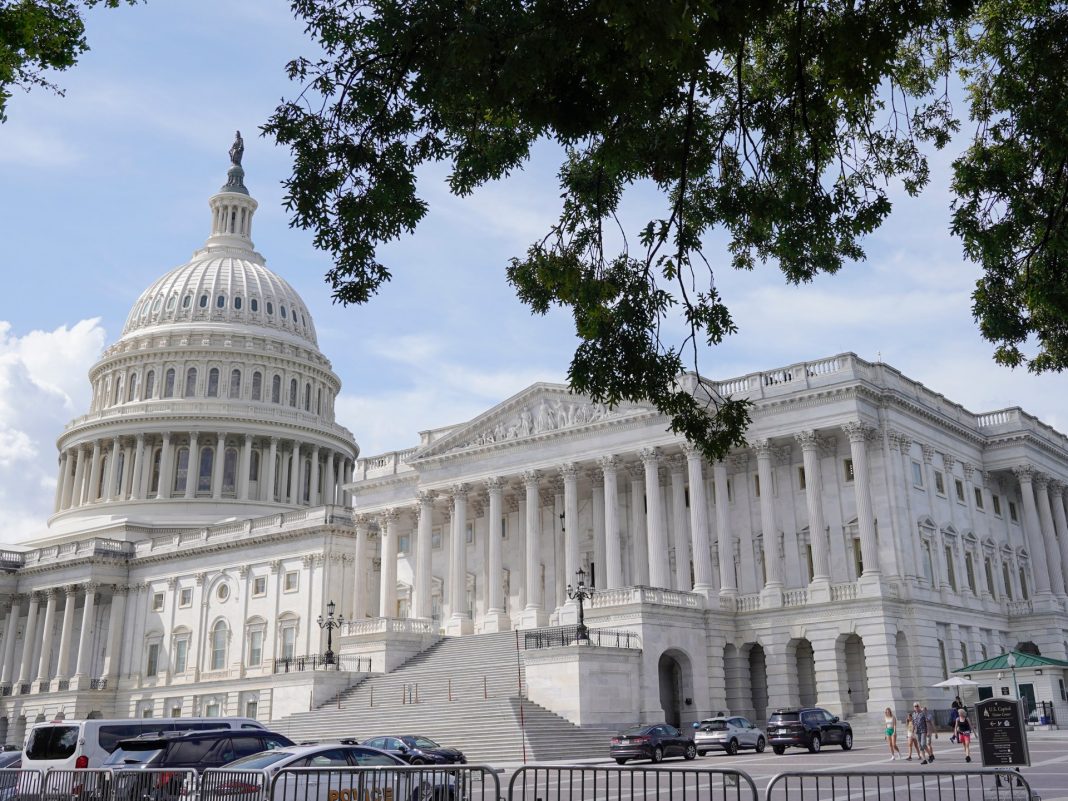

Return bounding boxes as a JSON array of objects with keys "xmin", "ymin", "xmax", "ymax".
[
  {"xmin": 281, "ymin": 627, "xmax": 296, "ymax": 660},
  {"xmin": 245, "ymin": 700, "xmax": 258, "ymax": 720},
  {"xmin": 174, "ymin": 639, "xmax": 188, "ymax": 673},
  {"xmin": 934, "ymin": 470, "xmax": 946, "ymax": 495},
  {"xmin": 843, "ymin": 459, "xmax": 855, "ymax": 483},
  {"xmin": 922, "ymin": 541, "xmax": 934, "ymax": 584},
  {"xmin": 955, "ymin": 479, "xmax": 966, "ymax": 503},
  {"xmin": 205, "ymin": 703, "xmax": 220, "ymax": 718},
  {"xmin": 283, "ymin": 571, "xmax": 299, "ymax": 592},
  {"xmin": 501, "ymin": 517, "xmax": 507, "ymax": 539},
  {"xmin": 966, "ymin": 552, "xmax": 977, "ymax": 593},
  {"xmin": 804, "ymin": 544, "xmax": 814, "ymax": 583},
  {"xmin": 398, "ymin": 534, "xmax": 410, "ymax": 554},
  {"xmin": 1019, "ymin": 567, "xmax": 1029, "ymax": 599},
  {"xmin": 1003, "ymin": 562, "xmax": 1014, "ymax": 601},
  {"xmin": 152, "ymin": 592, "xmax": 164, "ymax": 612},
  {"xmin": 170, "ymin": 705, "xmax": 182, "ymax": 718},
  {"xmin": 985, "ymin": 557, "xmax": 996, "ymax": 599},
  {"xmin": 141, "ymin": 708, "xmax": 154, "ymax": 719},
  {"xmin": 432, "ymin": 527, "xmax": 442, "ymax": 550},
  {"xmin": 911, "ymin": 461, "xmax": 924, "ymax": 487},
  {"xmin": 753, "ymin": 474, "xmax": 761, "ymax": 498},
  {"xmin": 992, "ymin": 495, "xmax": 1002, "ymax": 516},
  {"xmin": 945, "ymin": 546, "xmax": 957, "ymax": 590},
  {"xmin": 252, "ymin": 576, "xmax": 267, "ymax": 597},
  {"xmin": 146, "ymin": 643, "xmax": 160, "ymax": 677},
  {"xmin": 178, "ymin": 588, "xmax": 192, "ymax": 608},
  {"xmin": 974, "ymin": 487, "xmax": 984, "ymax": 510},
  {"xmin": 853, "ymin": 536, "xmax": 863, "ymax": 579},
  {"xmin": 248, "ymin": 630, "xmax": 263, "ymax": 667},
  {"xmin": 938, "ymin": 640, "xmax": 949, "ymax": 680},
  {"xmin": 1009, "ymin": 501, "xmax": 1019, "ymax": 522},
  {"xmin": 465, "ymin": 522, "xmax": 474, "ymax": 544},
  {"xmin": 797, "ymin": 466, "xmax": 807, "ymax": 491}
]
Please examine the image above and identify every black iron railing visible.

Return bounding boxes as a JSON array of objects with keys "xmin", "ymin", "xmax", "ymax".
[
  {"xmin": 89, "ymin": 677, "xmax": 108, "ymax": 690},
  {"xmin": 524, "ymin": 625, "xmax": 640, "ymax": 650},
  {"xmin": 273, "ymin": 654, "xmax": 370, "ymax": 673}
]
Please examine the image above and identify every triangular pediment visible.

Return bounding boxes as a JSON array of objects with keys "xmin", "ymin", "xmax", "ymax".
[{"xmin": 414, "ymin": 383, "xmax": 656, "ymax": 459}]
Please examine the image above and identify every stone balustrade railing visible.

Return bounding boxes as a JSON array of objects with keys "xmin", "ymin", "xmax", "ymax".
[
  {"xmin": 783, "ymin": 589, "xmax": 809, "ymax": 607},
  {"xmin": 830, "ymin": 583, "xmax": 858, "ymax": 602},
  {"xmin": 588, "ymin": 585, "xmax": 703, "ymax": 610},
  {"xmin": 343, "ymin": 617, "xmax": 436, "ymax": 636},
  {"xmin": 21, "ymin": 537, "xmax": 133, "ymax": 567},
  {"xmin": 357, "ymin": 447, "xmax": 420, "ymax": 479},
  {"xmin": 736, "ymin": 594, "xmax": 762, "ymax": 612},
  {"xmin": 1006, "ymin": 599, "xmax": 1034, "ymax": 616}
]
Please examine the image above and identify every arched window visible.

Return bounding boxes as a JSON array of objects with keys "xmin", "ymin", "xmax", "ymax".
[
  {"xmin": 184, "ymin": 367, "xmax": 197, "ymax": 397},
  {"xmin": 316, "ymin": 388, "xmax": 322, "ymax": 416},
  {"xmin": 229, "ymin": 369, "xmax": 241, "ymax": 399},
  {"xmin": 251, "ymin": 371, "xmax": 262, "ymax": 401},
  {"xmin": 145, "ymin": 370, "xmax": 156, "ymax": 399},
  {"xmin": 112, "ymin": 376, "xmax": 123, "ymax": 406},
  {"xmin": 182, "ymin": 294, "xmax": 192, "ymax": 309},
  {"xmin": 174, "ymin": 447, "xmax": 190, "ymax": 493},
  {"xmin": 152, "ymin": 296, "xmax": 162, "ymax": 313},
  {"xmin": 249, "ymin": 450, "xmax": 260, "ymax": 482},
  {"xmin": 303, "ymin": 383, "xmax": 311, "ymax": 411},
  {"xmin": 149, "ymin": 448, "xmax": 161, "ymax": 494},
  {"xmin": 271, "ymin": 375, "xmax": 281, "ymax": 404},
  {"xmin": 199, "ymin": 294, "xmax": 208, "ymax": 308},
  {"xmin": 210, "ymin": 620, "xmax": 228, "ymax": 671},
  {"xmin": 115, "ymin": 451, "xmax": 125, "ymax": 495},
  {"xmin": 223, "ymin": 448, "xmax": 238, "ymax": 495},
  {"xmin": 207, "ymin": 367, "xmax": 220, "ymax": 398},
  {"xmin": 164, "ymin": 368, "xmax": 175, "ymax": 398},
  {"xmin": 233, "ymin": 296, "xmax": 242, "ymax": 310},
  {"xmin": 97, "ymin": 454, "xmax": 109, "ymax": 498},
  {"xmin": 289, "ymin": 379, "xmax": 297, "ymax": 407},
  {"xmin": 273, "ymin": 454, "xmax": 282, "ymax": 501},
  {"xmin": 250, "ymin": 298, "xmax": 259, "ymax": 312},
  {"xmin": 166, "ymin": 295, "xmax": 177, "ymax": 311},
  {"xmin": 197, "ymin": 447, "xmax": 214, "ymax": 494},
  {"xmin": 216, "ymin": 294, "xmax": 226, "ymax": 309},
  {"xmin": 266, "ymin": 301, "xmax": 274, "ymax": 316},
  {"xmin": 127, "ymin": 373, "xmax": 139, "ymax": 402}
]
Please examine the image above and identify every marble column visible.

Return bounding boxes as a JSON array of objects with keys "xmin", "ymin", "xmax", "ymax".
[
  {"xmin": 447, "ymin": 488, "xmax": 472, "ymax": 634},
  {"xmin": 289, "ymin": 441, "xmax": 302, "ymax": 504},
  {"xmin": 844, "ymin": 422, "xmax": 881, "ymax": 581},
  {"xmin": 324, "ymin": 451, "xmax": 336, "ymax": 506},
  {"xmin": 379, "ymin": 510, "xmax": 399, "ymax": 619},
  {"xmin": 1055, "ymin": 483, "xmax": 1068, "ymax": 596},
  {"xmin": 599, "ymin": 457, "xmax": 624, "ymax": 589},
  {"xmin": 483, "ymin": 478, "xmax": 508, "ymax": 631},
  {"xmin": 520, "ymin": 470, "xmax": 548, "ymax": 627},
  {"xmin": 310, "ymin": 446, "xmax": 321, "ymax": 506},
  {"xmin": 343, "ymin": 459, "xmax": 354, "ymax": 506},
  {"xmin": 414, "ymin": 492, "xmax": 434, "ymax": 620},
  {"xmin": 72, "ymin": 584, "xmax": 98, "ymax": 686},
  {"xmin": 239, "ymin": 434, "xmax": 253, "ymax": 500},
  {"xmin": 17, "ymin": 593, "xmax": 41, "ymax": 688},
  {"xmin": 1033, "ymin": 474, "xmax": 1067, "ymax": 597},
  {"xmin": 797, "ymin": 431, "xmax": 832, "ymax": 599},
  {"xmin": 104, "ymin": 586, "xmax": 127, "ymax": 679},
  {"xmin": 86, "ymin": 440, "xmax": 102, "ymax": 503},
  {"xmin": 561, "ymin": 464, "xmax": 580, "ymax": 600},
  {"xmin": 156, "ymin": 433, "xmax": 173, "ymax": 499},
  {"xmin": 130, "ymin": 435, "xmax": 146, "ymax": 500},
  {"xmin": 713, "ymin": 460, "xmax": 737, "ymax": 596},
  {"xmin": 35, "ymin": 589, "xmax": 58, "ymax": 686},
  {"xmin": 70, "ymin": 446, "xmax": 87, "ymax": 507},
  {"xmin": 753, "ymin": 440, "xmax": 784, "ymax": 601},
  {"xmin": 1014, "ymin": 466, "xmax": 1053, "ymax": 597},
  {"xmin": 640, "ymin": 448, "xmax": 671, "ymax": 588},
  {"xmin": 669, "ymin": 455, "xmax": 691, "ymax": 592},
  {"xmin": 185, "ymin": 433, "xmax": 199, "ymax": 500},
  {"xmin": 54, "ymin": 585, "xmax": 77, "ymax": 683},
  {"xmin": 590, "ymin": 469, "xmax": 606, "ymax": 590},
  {"xmin": 352, "ymin": 517, "xmax": 370, "ymax": 619},
  {"xmin": 54, "ymin": 452, "xmax": 70, "ymax": 512},
  {"xmin": 0, "ymin": 599, "xmax": 19, "ymax": 687},
  {"xmin": 683, "ymin": 445, "xmax": 715, "ymax": 596},
  {"xmin": 265, "ymin": 437, "xmax": 278, "ymax": 502},
  {"xmin": 211, "ymin": 432, "xmax": 226, "ymax": 499},
  {"xmin": 58, "ymin": 450, "xmax": 75, "ymax": 510},
  {"xmin": 104, "ymin": 436, "xmax": 121, "ymax": 500}
]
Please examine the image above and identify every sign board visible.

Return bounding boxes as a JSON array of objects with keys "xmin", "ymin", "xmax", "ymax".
[
  {"xmin": 976, "ymin": 697, "xmax": 1030, "ymax": 767},
  {"xmin": 1001, "ymin": 686, "xmax": 1010, "ymax": 696}
]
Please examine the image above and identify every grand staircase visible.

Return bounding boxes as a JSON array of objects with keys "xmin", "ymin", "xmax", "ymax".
[{"xmin": 271, "ymin": 632, "xmax": 615, "ymax": 763}]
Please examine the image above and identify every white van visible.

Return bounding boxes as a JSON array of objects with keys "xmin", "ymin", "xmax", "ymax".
[{"xmin": 22, "ymin": 717, "xmax": 265, "ymax": 771}]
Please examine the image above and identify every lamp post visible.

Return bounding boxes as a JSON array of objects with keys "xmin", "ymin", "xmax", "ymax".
[
  {"xmin": 317, "ymin": 600, "xmax": 344, "ymax": 665},
  {"xmin": 1007, "ymin": 651, "xmax": 1021, "ymax": 714},
  {"xmin": 566, "ymin": 567, "xmax": 595, "ymax": 643}
]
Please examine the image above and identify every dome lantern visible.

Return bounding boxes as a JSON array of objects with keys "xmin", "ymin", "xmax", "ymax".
[{"xmin": 204, "ymin": 131, "xmax": 258, "ymax": 257}]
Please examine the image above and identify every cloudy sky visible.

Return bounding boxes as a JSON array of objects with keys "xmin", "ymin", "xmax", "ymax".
[{"xmin": 1, "ymin": 0, "xmax": 1064, "ymax": 544}]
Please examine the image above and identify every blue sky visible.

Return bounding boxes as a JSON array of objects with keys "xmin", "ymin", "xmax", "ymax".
[{"xmin": 1, "ymin": 0, "xmax": 1065, "ymax": 543}]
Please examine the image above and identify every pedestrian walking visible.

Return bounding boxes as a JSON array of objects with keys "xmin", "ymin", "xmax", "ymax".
[
  {"xmin": 950, "ymin": 696, "xmax": 963, "ymax": 743},
  {"xmin": 923, "ymin": 705, "xmax": 936, "ymax": 762},
  {"xmin": 954, "ymin": 709, "xmax": 974, "ymax": 762},
  {"xmin": 911, "ymin": 703, "xmax": 929, "ymax": 765},
  {"xmin": 905, "ymin": 713, "xmax": 919, "ymax": 760},
  {"xmin": 884, "ymin": 707, "xmax": 901, "ymax": 760}
]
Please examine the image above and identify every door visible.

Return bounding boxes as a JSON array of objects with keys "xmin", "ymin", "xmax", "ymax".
[
  {"xmin": 1019, "ymin": 684, "xmax": 1037, "ymax": 720},
  {"xmin": 978, "ymin": 686, "xmax": 993, "ymax": 701},
  {"xmin": 819, "ymin": 711, "xmax": 841, "ymax": 744}
]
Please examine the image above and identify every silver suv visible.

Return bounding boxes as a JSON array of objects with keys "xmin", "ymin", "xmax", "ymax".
[{"xmin": 694, "ymin": 717, "xmax": 766, "ymax": 756}]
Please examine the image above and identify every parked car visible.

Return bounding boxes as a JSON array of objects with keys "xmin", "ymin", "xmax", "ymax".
[
  {"xmin": 104, "ymin": 728, "xmax": 294, "ymax": 773},
  {"xmin": 693, "ymin": 717, "xmax": 766, "ymax": 755},
  {"xmin": 767, "ymin": 708, "xmax": 853, "ymax": 754},
  {"xmin": 205, "ymin": 744, "xmax": 455, "ymax": 801},
  {"xmin": 610, "ymin": 724, "xmax": 696, "ymax": 764},
  {"xmin": 360, "ymin": 736, "xmax": 466, "ymax": 765}
]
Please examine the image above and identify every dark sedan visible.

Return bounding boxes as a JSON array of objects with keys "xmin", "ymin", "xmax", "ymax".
[
  {"xmin": 610, "ymin": 723, "xmax": 697, "ymax": 764},
  {"xmin": 360, "ymin": 735, "xmax": 467, "ymax": 765}
]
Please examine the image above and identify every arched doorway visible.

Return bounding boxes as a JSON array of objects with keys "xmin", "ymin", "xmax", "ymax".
[
  {"xmin": 840, "ymin": 634, "xmax": 869, "ymax": 714},
  {"xmin": 658, "ymin": 649, "xmax": 694, "ymax": 728},
  {"xmin": 746, "ymin": 644, "xmax": 769, "ymax": 722},
  {"xmin": 1015, "ymin": 641, "xmax": 1040, "ymax": 656},
  {"xmin": 791, "ymin": 639, "xmax": 817, "ymax": 708}
]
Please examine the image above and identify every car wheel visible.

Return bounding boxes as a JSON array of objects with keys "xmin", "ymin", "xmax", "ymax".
[
  {"xmin": 684, "ymin": 744, "xmax": 697, "ymax": 761},
  {"xmin": 841, "ymin": 732, "xmax": 853, "ymax": 751},
  {"xmin": 411, "ymin": 758, "xmax": 428, "ymax": 766},
  {"xmin": 726, "ymin": 739, "xmax": 739, "ymax": 756},
  {"xmin": 614, "ymin": 758, "xmax": 628, "ymax": 765},
  {"xmin": 697, "ymin": 750, "xmax": 707, "ymax": 757},
  {"xmin": 755, "ymin": 737, "xmax": 766, "ymax": 754},
  {"xmin": 772, "ymin": 745, "xmax": 786, "ymax": 755},
  {"xmin": 809, "ymin": 735, "xmax": 821, "ymax": 754},
  {"xmin": 651, "ymin": 746, "xmax": 664, "ymax": 764}
]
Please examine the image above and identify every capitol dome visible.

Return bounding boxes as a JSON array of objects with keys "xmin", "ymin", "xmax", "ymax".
[{"xmin": 47, "ymin": 137, "xmax": 359, "ymax": 538}]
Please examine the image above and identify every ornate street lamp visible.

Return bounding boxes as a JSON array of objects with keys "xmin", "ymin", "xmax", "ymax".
[
  {"xmin": 317, "ymin": 599, "xmax": 344, "ymax": 665},
  {"xmin": 566, "ymin": 567, "xmax": 595, "ymax": 643},
  {"xmin": 1007, "ymin": 651, "xmax": 1021, "ymax": 711}
]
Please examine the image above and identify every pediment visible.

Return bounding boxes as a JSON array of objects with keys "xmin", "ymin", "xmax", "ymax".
[{"xmin": 415, "ymin": 383, "xmax": 655, "ymax": 459}]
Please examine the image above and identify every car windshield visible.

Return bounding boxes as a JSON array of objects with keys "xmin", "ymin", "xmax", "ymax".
[
  {"xmin": 408, "ymin": 737, "xmax": 439, "ymax": 749},
  {"xmin": 769, "ymin": 712, "xmax": 800, "ymax": 723},
  {"xmin": 104, "ymin": 748, "xmax": 163, "ymax": 766},
  {"xmin": 224, "ymin": 751, "xmax": 292, "ymax": 770},
  {"xmin": 620, "ymin": 726, "xmax": 650, "ymax": 736},
  {"xmin": 699, "ymin": 721, "xmax": 728, "ymax": 731}
]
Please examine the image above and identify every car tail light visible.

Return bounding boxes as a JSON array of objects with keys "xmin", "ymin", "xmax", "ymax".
[
  {"xmin": 74, "ymin": 755, "xmax": 89, "ymax": 769},
  {"xmin": 157, "ymin": 772, "xmax": 175, "ymax": 788},
  {"xmin": 632, "ymin": 736, "xmax": 651, "ymax": 744},
  {"xmin": 611, "ymin": 738, "xmax": 621, "ymax": 744}
]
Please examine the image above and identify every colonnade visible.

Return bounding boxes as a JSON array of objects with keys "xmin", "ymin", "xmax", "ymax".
[
  {"xmin": 1013, "ymin": 466, "xmax": 1068, "ymax": 603},
  {"xmin": 54, "ymin": 433, "xmax": 354, "ymax": 512}
]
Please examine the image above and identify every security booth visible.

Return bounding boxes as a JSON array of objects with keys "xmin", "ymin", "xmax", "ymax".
[{"xmin": 955, "ymin": 650, "xmax": 1068, "ymax": 728}]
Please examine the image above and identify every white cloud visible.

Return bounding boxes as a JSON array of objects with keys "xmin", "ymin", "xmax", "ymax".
[{"xmin": 0, "ymin": 319, "xmax": 107, "ymax": 543}]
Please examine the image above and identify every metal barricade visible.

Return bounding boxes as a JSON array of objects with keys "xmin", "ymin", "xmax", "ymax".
[
  {"xmin": 764, "ymin": 769, "xmax": 1034, "ymax": 801},
  {"xmin": 508, "ymin": 766, "xmax": 758, "ymax": 801},
  {"xmin": 109, "ymin": 769, "xmax": 200, "ymax": 801},
  {"xmin": 201, "ymin": 769, "xmax": 270, "ymax": 801},
  {"xmin": 41, "ymin": 769, "xmax": 112, "ymax": 801},
  {"xmin": 270, "ymin": 765, "xmax": 501, "ymax": 801},
  {"xmin": 0, "ymin": 768, "xmax": 44, "ymax": 801}
]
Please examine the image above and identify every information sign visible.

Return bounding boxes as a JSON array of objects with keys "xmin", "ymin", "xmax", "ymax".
[{"xmin": 976, "ymin": 697, "xmax": 1030, "ymax": 767}]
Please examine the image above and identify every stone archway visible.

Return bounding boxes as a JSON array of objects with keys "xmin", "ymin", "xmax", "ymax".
[
  {"xmin": 1015, "ymin": 641, "xmax": 1040, "ymax": 656},
  {"xmin": 657, "ymin": 649, "xmax": 694, "ymax": 728},
  {"xmin": 789, "ymin": 638, "xmax": 817, "ymax": 708},
  {"xmin": 745, "ymin": 643, "xmax": 769, "ymax": 722},
  {"xmin": 839, "ymin": 633, "xmax": 869, "ymax": 714}
]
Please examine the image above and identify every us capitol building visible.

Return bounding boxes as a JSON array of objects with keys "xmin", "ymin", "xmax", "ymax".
[{"xmin": 1, "ymin": 142, "xmax": 1067, "ymax": 744}]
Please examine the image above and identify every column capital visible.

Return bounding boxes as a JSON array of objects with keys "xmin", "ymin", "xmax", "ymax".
[
  {"xmin": 380, "ymin": 508, "xmax": 400, "ymax": 525},
  {"xmin": 941, "ymin": 452, "xmax": 956, "ymax": 472},
  {"xmin": 194, "ymin": 572, "xmax": 207, "ymax": 586},
  {"xmin": 842, "ymin": 420, "xmax": 873, "ymax": 443},
  {"xmin": 795, "ymin": 430, "xmax": 821, "ymax": 451},
  {"xmin": 750, "ymin": 438, "xmax": 773, "ymax": 457},
  {"xmin": 1013, "ymin": 464, "xmax": 1036, "ymax": 484},
  {"xmin": 626, "ymin": 462, "xmax": 645, "ymax": 481},
  {"xmin": 354, "ymin": 514, "xmax": 373, "ymax": 530},
  {"xmin": 680, "ymin": 441, "xmax": 700, "ymax": 457},
  {"xmin": 559, "ymin": 462, "xmax": 579, "ymax": 480},
  {"xmin": 269, "ymin": 559, "xmax": 282, "ymax": 574},
  {"xmin": 1033, "ymin": 472, "xmax": 1050, "ymax": 491},
  {"xmin": 521, "ymin": 469, "xmax": 540, "ymax": 487},
  {"xmin": 63, "ymin": 584, "xmax": 78, "ymax": 597},
  {"xmin": 597, "ymin": 454, "xmax": 619, "ymax": 472},
  {"xmin": 43, "ymin": 587, "xmax": 58, "ymax": 600},
  {"xmin": 110, "ymin": 584, "xmax": 129, "ymax": 597},
  {"xmin": 484, "ymin": 476, "xmax": 504, "ymax": 493},
  {"xmin": 311, "ymin": 443, "xmax": 321, "ymax": 454},
  {"xmin": 161, "ymin": 431, "xmax": 172, "ymax": 442},
  {"xmin": 417, "ymin": 489, "xmax": 435, "ymax": 504},
  {"xmin": 638, "ymin": 447, "xmax": 660, "ymax": 466},
  {"xmin": 922, "ymin": 444, "xmax": 937, "ymax": 464},
  {"xmin": 962, "ymin": 462, "xmax": 976, "ymax": 482},
  {"xmin": 665, "ymin": 454, "xmax": 686, "ymax": 475},
  {"xmin": 586, "ymin": 467, "xmax": 604, "ymax": 488},
  {"xmin": 83, "ymin": 581, "xmax": 101, "ymax": 594},
  {"xmin": 135, "ymin": 432, "xmax": 145, "ymax": 444},
  {"xmin": 448, "ymin": 483, "xmax": 468, "ymax": 500},
  {"xmin": 886, "ymin": 429, "xmax": 912, "ymax": 453}
]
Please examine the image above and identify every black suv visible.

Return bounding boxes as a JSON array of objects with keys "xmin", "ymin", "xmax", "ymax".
[
  {"xmin": 105, "ymin": 728, "xmax": 293, "ymax": 772},
  {"xmin": 767, "ymin": 708, "xmax": 853, "ymax": 754}
]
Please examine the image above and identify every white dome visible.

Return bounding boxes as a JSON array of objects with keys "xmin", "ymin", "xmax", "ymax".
[{"xmin": 122, "ymin": 254, "xmax": 319, "ymax": 347}]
